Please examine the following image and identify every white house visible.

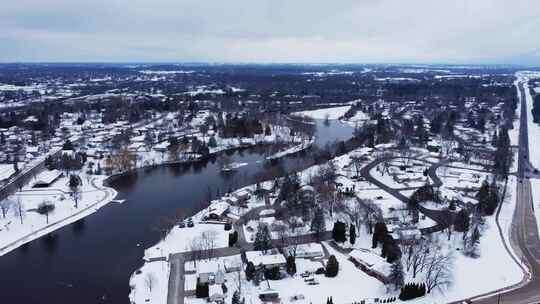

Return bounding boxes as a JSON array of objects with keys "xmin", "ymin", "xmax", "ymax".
[
  {"xmin": 245, "ymin": 250, "xmax": 286, "ymax": 269},
  {"xmin": 33, "ymin": 169, "xmax": 63, "ymax": 188},
  {"xmin": 286, "ymin": 243, "xmax": 324, "ymax": 259}
]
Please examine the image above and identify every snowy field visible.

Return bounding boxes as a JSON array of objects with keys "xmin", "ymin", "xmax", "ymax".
[
  {"xmin": 293, "ymin": 106, "xmax": 351, "ymax": 120},
  {"xmin": 509, "ymin": 80, "xmax": 522, "ymax": 147},
  {"xmin": 524, "ymin": 79, "xmax": 540, "ymax": 170}
]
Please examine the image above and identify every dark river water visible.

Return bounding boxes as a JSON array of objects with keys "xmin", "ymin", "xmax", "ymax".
[{"xmin": 0, "ymin": 119, "xmax": 352, "ymax": 304}]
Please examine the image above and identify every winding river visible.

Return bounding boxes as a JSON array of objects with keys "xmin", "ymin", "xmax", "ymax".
[{"xmin": 0, "ymin": 119, "xmax": 353, "ymax": 304}]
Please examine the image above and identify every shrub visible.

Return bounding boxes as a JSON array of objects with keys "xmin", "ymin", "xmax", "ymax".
[
  {"xmin": 399, "ymin": 283, "xmax": 426, "ymax": 301},
  {"xmin": 325, "ymin": 255, "xmax": 339, "ymax": 277}
]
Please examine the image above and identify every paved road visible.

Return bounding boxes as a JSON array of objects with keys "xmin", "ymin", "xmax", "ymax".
[
  {"xmin": 359, "ymin": 155, "xmax": 451, "ymax": 233},
  {"xmin": 467, "ymin": 80, "xmax": 540, "ymax": 303}
]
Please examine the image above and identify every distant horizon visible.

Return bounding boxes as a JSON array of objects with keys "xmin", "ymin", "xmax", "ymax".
[
  {"xmin": 2, "ymin": 1, "xmax": 539, "ymax": 66},
  {"xmin": 0, "ymin": 61, "xmax": 538, "ymax": 68}
]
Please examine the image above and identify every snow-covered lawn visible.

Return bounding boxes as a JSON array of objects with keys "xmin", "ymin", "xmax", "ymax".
[
  {"xmin": 260, "ymin": 244, "xmax": 387, "ymax": 304},
  {"xmin": 129, "ymin": 260, "xmax": 169, "ymax": 304},
  {"xmin": 427, "ymin": 178, "xmax": 523, "ymax": 303},
  {"xmin": 293, "ymin": 106, "xmax": 351, "ymax": 120},
  {"xmin": 144, "ymin": 223, "xmax": 229, "ymax": 260},
  {"xmin": 0, "ymin": 173, "xmax": 116, "ymax": 256}
]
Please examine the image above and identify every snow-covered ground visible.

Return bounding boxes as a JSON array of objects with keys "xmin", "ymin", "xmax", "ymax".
[
  {"xmin": 0, "ymin": 173, "xmax": 117, "ymax": 256},
  {"xmin": 132, "ymin": 128, "xmax": 526, "ymax": 304},
  {"xmin": 261, "ymin": 244, "xmax": 387, "ymax": 304},
  {"xmin": 129, "ymin": 259, "xmax": 169, "ymax": 304},
  {"xmin": 433, "ymin": 177, "xmax": 523, "ymax": 302},
  {"xmin": 523, "ymin": 78, "xmax": 540, "ymax": 170},
  {"xmin": 293, "ymin": 106, "xmax": 351, "ymax": 120},
  {"xmin": 509, "ymin": 79, "xmax": 522, "ymax": 147},
  {"xmin": 340, "ymin": 110, "xmax": 370, "ymax": 127},
  {"xmin": 517, "ymin": 74, "xmax": 540, "ymax": 236},
  {"xmin": 144, "ymin": 223, "xmax": 229, "ymax": 260},
  {"xmin": 266, "ymin": 137, "xmax": 314, "ymax": 160}
]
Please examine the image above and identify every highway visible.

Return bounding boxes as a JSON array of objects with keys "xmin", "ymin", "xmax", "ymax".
[{"xmin": 470, "ymin": 80, "xmax": 540, "ymax": 303}]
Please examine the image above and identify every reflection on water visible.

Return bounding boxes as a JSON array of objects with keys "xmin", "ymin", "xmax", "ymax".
[
  {"xmin": 42, "ymin": 233, "xmax": 58, "ymax": 253},
  {"xmin": 0, "ymin": 119, "xmax": 353, "ymax": 304},
  {"xmin": 72, "ymin": 219, "xmax": 86, "ymax": 235}
]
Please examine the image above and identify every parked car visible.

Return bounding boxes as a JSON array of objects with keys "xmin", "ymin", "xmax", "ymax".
[
  {"xmin": 290, "ymin": 295, "xmax": 305, "ymax": 301},
  {"xmin": 300, "ymin": 271, "xmax": 311, "ymax": 278}
]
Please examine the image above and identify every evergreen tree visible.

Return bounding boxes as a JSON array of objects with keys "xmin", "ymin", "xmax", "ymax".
[
  {"xmin": 325, "ymin": 255, "xmax": 339, "ymax": 277},
  {"xmin": 332, "ymin": 221, "xmax": 347, "ymax": 243},
  {"xmin": 372, "ymin": 222, "xmax": 388, "ymax": 248},
  {"xmin": 286, "ymin": 255, "xmax": 297, "ymax": 275},
  {"xmin": 245, "ymin": 262, "xmax": 256, "ymax": 281},
  {"xmin": 350, "ymin": 224, "xmax": 357, "ymax": 245},
  {"xmin": 62, "ymin": 140, "xmax": 74, "ymax": 150},
  {"xmin": 454, "ymin": 209, "xmax": 470, "ymax": 232},
  {"xmin": 228, "ymin": 231, "xmax": 238, "ymax": 247},
  {"xmin": 232, "ymin": 290, "xmax": 240, "ymax": 304},
  {"xmin": 208, "ymin": 136, "xmax": 217, "ymax": 148},
  {"xmin": 311, "ymin": 207, "xmax": 326, "ymax": 240},
  {"xmin": 253, "ymin": 223, "xmax": 272, "ymax": 252},
  {"xmin": 477, "ymin": 181, "xmax": 499, "ymax": 215}
]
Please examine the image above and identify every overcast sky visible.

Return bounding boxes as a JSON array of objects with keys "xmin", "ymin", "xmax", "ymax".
[{"xmin": 1, "ymin": 0, "xmax": 540, "ymax": 65}]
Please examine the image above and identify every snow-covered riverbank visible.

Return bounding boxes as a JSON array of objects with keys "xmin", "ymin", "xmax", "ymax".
[{"xmin": 0, "ymin": 173, "xmax": 117, "ymax": 256}]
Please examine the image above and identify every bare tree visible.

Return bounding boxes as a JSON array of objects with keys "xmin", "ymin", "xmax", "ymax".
[
  {"xmin": 424, "ymin": 251, "xmax": 453, "ymax": 293},
  {"xmin": 0, "ymin": 198, "xmax": 12, "ymax": 218},
  {"xmin": 12, "ymin": 196, "xmax": 25, "ymax": 224},
  {"xmin": 343, "ymin": 200, "xmax": 365, "ymax": 230},
  {"xmin": 144, "ymin": 272, "xmax": 157, "ymax": 293},
  {"xmin": 403, "ymin": 240, "xmax": 429, "ymax": 278},
  {"xmin": 188, "ymin": 237, "xmax": 204, "ymax": 266},
  {"xmin": 350, "ymin": 155, "xmax": 363, "ymax": 178},
  {"xmin": 201, "ymin": 230, "xmax": 218, "ymax": 260},
  {"xmin": 317, "ymin": 183, "xmax": 336, "ymax": 217},
  {"xmin": 439, "ymin": 138, "xmax": 457, "ymax": 160}
]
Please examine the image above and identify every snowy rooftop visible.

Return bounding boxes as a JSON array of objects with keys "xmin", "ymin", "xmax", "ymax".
[
  {"xmin": 245, "ymin": 250, "xmax": 286, "ymax": 267},
  {"xmin": 286, "ymin": 243, "xmax": 324, "ymax": 258},
  {"xmin": 33, "ymin": 169, "xmax": 63, "ymax": 186},
  {"xmin": 0, "ymin": 164, "xmax": 16, "ymax": 181},
  {"xmin": 349, "ymin": 249, "xmax": 391, "ymax": 276}
]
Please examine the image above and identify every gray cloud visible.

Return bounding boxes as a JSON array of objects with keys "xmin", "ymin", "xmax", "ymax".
[{"xmin": 1, "ymin": 0, "xmax": 539, "ymax": 64}]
